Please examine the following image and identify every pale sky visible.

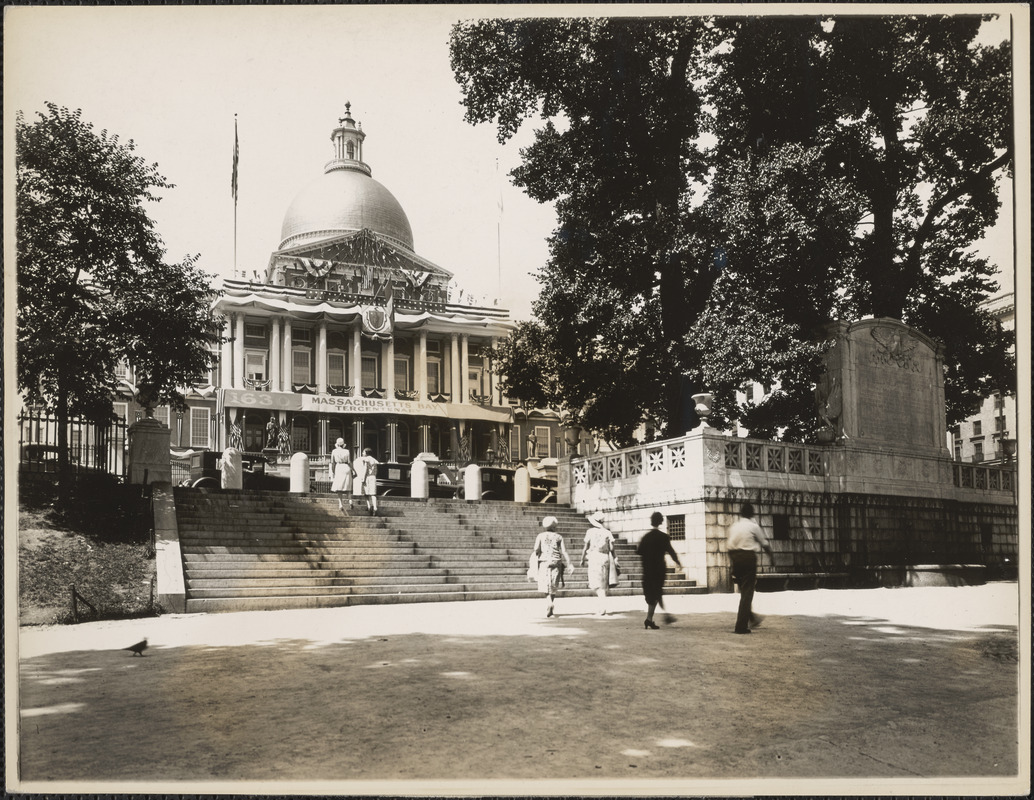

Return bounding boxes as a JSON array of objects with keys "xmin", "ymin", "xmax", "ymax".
[
  {"xmin": 3, "ymin": 4, "xmax": 1023, "ymax": 325},
  {"xmin": 4, "ymin": 5, "xmax": 561, "ymax": 319}
]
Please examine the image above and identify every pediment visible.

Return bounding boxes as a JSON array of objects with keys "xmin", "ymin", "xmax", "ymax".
[{"xmin": 276, "ymin": 228, "xmax": 452, "ymax": 278}]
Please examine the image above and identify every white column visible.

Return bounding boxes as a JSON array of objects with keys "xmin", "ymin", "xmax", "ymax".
[
  {"xmin": 450, "ymin": 333, "xmax": 461, "ymax": 402},
  {"xmin": 460, "ymin": 334, "xmax": 470, "ymax": 404},
  {"xmin": 281, "ymin": 318, "xmax": 293, "ymax": 392},
  {"xmin": 269, "ymin": 317, "xmax": 281, "ymax": 392},
  {"xmin": 416, "ymin": 331, "xmax": 428, "ymax": 401},
  {"xmin": 488, "ymin": 336, "xmax": 497, "ymax": 403},
  {"xmin": 351, "ymin": 324, "xmax": 362, "ymax": 396},
  {"xmin": 317, "ymin": 321, "xmax": 328, "ymax": 394},
  {"xmin": 221, "ymin": 317, "xmax": 234, "ymax": 389},
  {"xmin": 233, "ymin": 313, "xmax": 246, "ymax": 389},
  {"xmin": 384, "ymin": 338, "xmax": 395, "ymax": 398}
]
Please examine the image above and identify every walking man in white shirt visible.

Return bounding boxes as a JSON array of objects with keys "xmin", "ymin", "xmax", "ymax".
[{"xmin": 727, "ymin": 503, "xmax": 773, "ymax": 634}]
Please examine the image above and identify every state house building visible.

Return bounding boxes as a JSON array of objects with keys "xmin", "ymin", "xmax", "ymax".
[{"xmin": 131, "ymin": 106, "xmax": 563, "ymax": 466}]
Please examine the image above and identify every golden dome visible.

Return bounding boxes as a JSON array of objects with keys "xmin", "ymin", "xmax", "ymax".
[{"xmin": 278, "ymin": 105, "xmax": 414, "ymax": 252}]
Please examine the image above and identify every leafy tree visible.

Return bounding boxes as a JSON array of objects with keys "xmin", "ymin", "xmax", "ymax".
[
  {"xmin": 685, "ymin": 145, "xmax": 865, "ymax": 440},
  {"xmin": 451, "ymin": 18, "xmax": 715, "ymax": 441},
  {"xmin": 16, "ymin": 103, "xmax": 222, "ymax": 481},
  {"xmin": 455, "ymin": 15, "xmax": 1014, "ymax": 441},
  {"xmin": 720, "ymin": 15, "xmax": 1015, "ymax": 426}
]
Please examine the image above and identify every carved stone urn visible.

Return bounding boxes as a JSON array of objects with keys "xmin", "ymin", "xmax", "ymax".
[{"xmin": 691, "ymin": 393, "xmax": 713, "ymax": 427}]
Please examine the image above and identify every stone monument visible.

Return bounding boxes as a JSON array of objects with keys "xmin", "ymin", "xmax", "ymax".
[
  {"xmin": 819, "ymin": 318, "xmax": 948, "ymax": 456},
  {"xmin": 818, "ymin": 318, "xmax": 953, "ymax": 496}
]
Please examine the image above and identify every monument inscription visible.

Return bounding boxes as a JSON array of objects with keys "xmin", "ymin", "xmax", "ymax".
[{"xmin": 822, "ymin": 319, "xmax": 947, "ymax": 455}]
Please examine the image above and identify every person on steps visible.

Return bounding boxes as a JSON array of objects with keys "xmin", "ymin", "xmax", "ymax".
[
  {"xmin": 353, "ymin": 448, "xmax": 380, "ymax": 516},
  {"xmin": 328, "ymin": 438, "xmax": 355, "ymax": 511}
]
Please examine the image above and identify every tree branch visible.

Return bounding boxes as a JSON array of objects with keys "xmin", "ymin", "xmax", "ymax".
[{"xmin": 904, "ymin": 147, "xmax": 1013, "ymax": 275}]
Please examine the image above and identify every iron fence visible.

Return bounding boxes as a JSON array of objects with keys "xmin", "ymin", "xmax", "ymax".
[{"xmin": 17, "ymin": 411, "xmax": 128, "ymax": 480}]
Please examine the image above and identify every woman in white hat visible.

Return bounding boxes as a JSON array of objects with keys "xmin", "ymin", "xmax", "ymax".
[
  {"xmin": 579, "ymin": 512, "xmax": 615, "ymax": 615},
  {"xmin": 328, "ymin": 438, "xmax": 355, "ymax": 511},
  {"xmin": 530, "ymin": 515, "xmax": 573, "ymax": 618}
]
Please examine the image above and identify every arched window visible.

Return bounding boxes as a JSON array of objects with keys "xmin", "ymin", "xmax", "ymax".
[{"xmin": 346, "ymin": 141, "xmax": 355, "ymax": 160}]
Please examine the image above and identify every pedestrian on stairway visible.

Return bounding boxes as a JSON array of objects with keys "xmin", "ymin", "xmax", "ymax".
[
  {"xmin": 636, "ymin": 511, "xmax": 682, "ymax": 629},
  {"xmin": 579, "ymin": 512, "xmax": 615, "ymax": 616},
  {"xmin": 353, "ymin": 448, "xmax": 380, "ymax": 516},
  {"xmin": 329, "ymin": 438, "xmax": 355, "ymax": 511},
  {"xmin": 531, "ymin": 515, "xmax": 573, "ymax": 618},
  {"xmin": 726, "ymin": 502, "xmax": 773, "ymax": 634}
]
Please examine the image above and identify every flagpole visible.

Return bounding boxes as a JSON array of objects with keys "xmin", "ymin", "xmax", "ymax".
[
  {"xmin": 232, "ymin": 114, "xmax": 239, "ymax": 277},
  {"xmin": 496, "ymin": 158, "xmax": 502, "ymax": 302}
]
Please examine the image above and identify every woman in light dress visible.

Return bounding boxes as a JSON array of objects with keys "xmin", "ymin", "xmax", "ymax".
[
  {"xmin": 579, "ymin": 512, "xmax": 615, "ymax": 616},
  {"xmin": 531, "ymin": 515, "xmax": 573, "ymax": 618},
  {"xmin": 353, "ymin": 448, "xmax": 380, "ymax": 516},
  {"xmin": 328, "ymin": 438, "xmax": 354, "ymax": 511}
]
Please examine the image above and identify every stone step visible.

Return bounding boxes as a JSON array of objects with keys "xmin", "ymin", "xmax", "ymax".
[{"xmin": 183, "ymin": 584, "xmax": 707, "ymax": 613}]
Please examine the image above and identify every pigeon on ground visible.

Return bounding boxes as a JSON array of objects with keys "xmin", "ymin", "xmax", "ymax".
[{"xmin": 123, "ymin": 638, "xmax": 148, "ymax": 656}]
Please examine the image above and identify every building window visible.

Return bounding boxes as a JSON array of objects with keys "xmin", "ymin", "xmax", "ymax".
[
  {"xmin": 395, "ymin": 356, "xmax": 411, "ymax": 392},
  {"xmin": 772, "ymin": 513, "xmax": 790, "ymax": 541},
  {"xmin": 667, "ymin": 514, "xmax": 686, "ymax": 541},
  {"xmin": 153, "ymin": 406, "xmax": 170, "ymax": 426},
  {"xmin": 362, "ymin": 354, "xmax": 379, "ymax": 388},
  {"xmin": 397, "ymin": 422, "xmax": 410, "ymax": 458},
  {"xmin": 995, "ymin": 415, "xmax": 1006, "ymax": 432},
  {"xmin": 114, "ymin": 360, "xmax": 129, "ymax": 380},
  {"xmin": 190, "ymin": 407, "xmax": 210, "ymax": 448},
  {"xmin": 954, "ymin": 441, "xmax": 962, "ymax": 461},
  {"xmin": 468, "ymin": 366, "xmax": 484, "ymax": 397},
  {"xmin": 427, "ymin": 359, "xmax": 441, "ymax": 395},
  {"xmin": 534, "ymin": 425, "xmax": 550, "ymax": 458},
  {"xmin": 291, "ymin": 419, "xmax": 311, "ymax": 453},
  {"xmin": 328, "ymin": 353, "xmax": 346, "ymax": 387},
  {"xmin": 292, "ymin": 327, "xmax": 312, "ymax": 344},
  {"xmin": 973, "ymin": 441, "xmax": 984, "ymax": 462},
  {"xmin": 113, "ymin": 402, "xmax": 128, "ymax": 421},
  {"xmin": 246, "ymin": 351, "xmax": 267, "ymax": 382},
  {"xmin": 292, "ymin": 350, "xmax": 311, "ymax": 385},
  {"xmin": 244, "ymin": 323, "xmax": 267, "ymax": 346},
  {"xmin": 972, "ymin": 420, "xmax": 982, "ymax": 436},
  {"xmin": 426, "ymin": 338, "xmax": 441, "ymax": 354},
  {"xmin": 510, "ymin": 427, "xmax": 521, "ymax": 459},
  {"xmin": 208, "ymin": 350, "xmax": 220, "ymax": 386}
]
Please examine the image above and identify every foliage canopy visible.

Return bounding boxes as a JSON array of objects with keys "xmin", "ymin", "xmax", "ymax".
[
  {"xmin": 16, "ymin": 103, "xmax": 222, "ymax": 472},
  {"xmin": 451, "ymin": 14, "xmax": 1015, "ymax": 444}
]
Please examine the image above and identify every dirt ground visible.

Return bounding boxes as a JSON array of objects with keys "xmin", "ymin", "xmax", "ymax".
[{"xmin": 12, "ymin": 583, "xmax": 1027, "ymax": 795}]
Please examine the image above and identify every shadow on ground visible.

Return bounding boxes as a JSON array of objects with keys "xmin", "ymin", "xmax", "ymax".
[{"xmin": 18, "ymin": 607, "xmax": 1018, "ymax": 785}]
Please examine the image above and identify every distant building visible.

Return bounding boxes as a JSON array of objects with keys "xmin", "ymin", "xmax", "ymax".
[
  {"xmin": 115, "ymin": 106, "xmax": 567, "ymax": 466},
  {"xmin": 949, "ymin": 291, "xmax": 1017, "ymax": 465}
]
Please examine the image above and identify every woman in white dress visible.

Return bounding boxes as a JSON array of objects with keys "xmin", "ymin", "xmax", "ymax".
[
  {"xmin": 353, "ymin": 448, "xmax": 380, "ymax": 516},
  {"xmin": 328, "ymin": 438, "xmax": 354, "ymax": 511},
  {"xmin": 579, "ymin": 512, "xmax": 615, "ymax": 615},
  {"xmin": 531, "ymin": 516, "xmax": 573, "ymax": 618}
]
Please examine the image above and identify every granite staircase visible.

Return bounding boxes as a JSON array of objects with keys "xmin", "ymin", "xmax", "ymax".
[{"xmin": 173, "ymin": 488, "xmax": 705, "ymax": 613}]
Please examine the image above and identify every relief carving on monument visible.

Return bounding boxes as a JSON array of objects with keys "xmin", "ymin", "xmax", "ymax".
[{"xmin": 870, "ymin": 327, "xmax": 922, "ymax": 372}]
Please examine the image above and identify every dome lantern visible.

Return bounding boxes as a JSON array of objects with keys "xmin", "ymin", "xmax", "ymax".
[
  {"xmin": 326, "ymin": 101, "xmax": 371, "ymax": 177},
  {"xmin": 279, "ymin": 104, "xmax": 414, "ymax": 251}
]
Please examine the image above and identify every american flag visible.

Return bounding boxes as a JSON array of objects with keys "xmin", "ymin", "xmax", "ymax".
[
  {"xmin": 277, "ymin": 424, "xmax": 292, "ymax": 457},
  {"xmin": 228, "ymin": 421, "xmax": 243, "ymax": 450}
]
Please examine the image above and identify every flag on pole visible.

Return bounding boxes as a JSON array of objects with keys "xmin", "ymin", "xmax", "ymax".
[{"xmin": 231, "ymin": 116, "xmax": 239, "ymax": 203}]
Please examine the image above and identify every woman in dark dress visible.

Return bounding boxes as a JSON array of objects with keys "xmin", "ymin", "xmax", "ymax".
[{"xmin": 635, "ymin": 511, "xmax": 682, "ymax": 629}]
